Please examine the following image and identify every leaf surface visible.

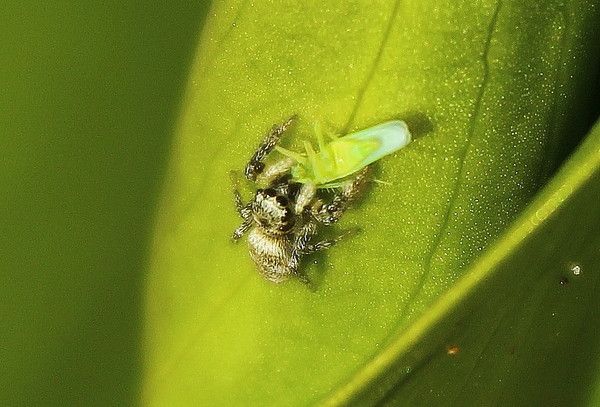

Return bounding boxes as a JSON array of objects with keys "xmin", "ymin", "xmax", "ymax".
[
  {"xmin": 330, "ymin": 119, "xmax": 600, "ymax": 405},
  {"xmin": 143, "ymin": 1, "xmax": 600, "ymax": 405}
]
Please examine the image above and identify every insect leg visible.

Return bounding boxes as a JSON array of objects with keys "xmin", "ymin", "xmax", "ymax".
[
  {"xmin": 312, "ymin": 166, "xmax": 371, "ymax": 225},
  {"xmin": 314, "ymin": 121, "xmax": 326, "ymax": 150},
  {"xmin": 244, "ymin": 115, "xmax": 296, "ymax": 181}
]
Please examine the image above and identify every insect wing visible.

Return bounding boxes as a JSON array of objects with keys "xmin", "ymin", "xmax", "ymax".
[{"xmin": 328, "ymin": 120, "xmax": 411, "ymax": 180}]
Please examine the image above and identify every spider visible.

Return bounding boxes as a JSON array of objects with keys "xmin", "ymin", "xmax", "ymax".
[{"xmin": 231, "ymin": 115, "xmax": 370, "ymax": 283}]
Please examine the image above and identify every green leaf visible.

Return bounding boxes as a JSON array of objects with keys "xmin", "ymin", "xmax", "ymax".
[
  {"xmin": 143, "ymin": 0, "xmax": 600, "ymax": 405},
  {"xmin": 329, "ymin": 118, "xmax": 600, "ymax": 406}
]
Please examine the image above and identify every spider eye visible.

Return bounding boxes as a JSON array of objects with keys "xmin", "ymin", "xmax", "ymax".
[
  {"xmin": 275, "ymin": 196, "xmax": 288, "ymax": 206},
  {"xmin": 264, "ymin": 188, "xmax": 276, "ymax": 197},
  {"xmin": 279, "ymin": 222, "xmax": 294, "ymax": 232}
]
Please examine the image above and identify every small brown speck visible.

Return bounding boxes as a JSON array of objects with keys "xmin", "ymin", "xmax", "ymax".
[{"xmin": 447, "ymin": 345, "xmax": 460, "ymax": 356}]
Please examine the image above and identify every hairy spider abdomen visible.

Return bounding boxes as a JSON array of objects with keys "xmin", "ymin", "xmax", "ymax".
[{"xmin": 247, "ymin": 228, "xmax": 294, "ymax": 283}]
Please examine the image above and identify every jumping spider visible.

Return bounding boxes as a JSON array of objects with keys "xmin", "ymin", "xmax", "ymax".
[{"xmin": 231, "ymin": 115, "xmax": 370, "ymax": 283}]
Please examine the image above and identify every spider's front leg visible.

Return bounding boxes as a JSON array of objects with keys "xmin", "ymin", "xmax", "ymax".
[
  {"xmin": 294, "ymin": 183, "xmax": 317, "ymax": 215},
  {"xmin": 257, "ymin": 157, "xmax": 295, "ymax": 187},
  {"xmin": 244, "ymin": 115, "xmax": 296, "ymax": 182},
  {"xmin": 312, "ymin": 166, "xmax": 372, "ymax": 225}
]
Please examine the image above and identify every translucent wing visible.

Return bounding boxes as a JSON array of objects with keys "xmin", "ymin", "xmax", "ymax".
[{"xmin": 326, "ymin": 120, "xmax": 411, "ymax": 181}]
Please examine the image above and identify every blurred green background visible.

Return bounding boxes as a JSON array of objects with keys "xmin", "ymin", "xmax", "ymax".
[
  {"xmin": 1, "ymin": 1, "xmax": 600, "ymax": 406},
  {"xmin": 0, "ymin": 1, "xmax": 210, "ymax": 405}
]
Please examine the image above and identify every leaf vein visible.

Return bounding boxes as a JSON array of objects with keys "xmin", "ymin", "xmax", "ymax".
[
  {"xmin": 401, "ymin": 0, "xmax": 503, "ymax": 322},
  {"xmin": 341, "ymin": 0, "xmax": 403, "ymax": 133}
]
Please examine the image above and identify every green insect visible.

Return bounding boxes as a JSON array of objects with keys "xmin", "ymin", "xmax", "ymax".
[
  {"xmin": 242, "ymin": 116, "xmax": 412, "ymax": 227},
  {"xmin": 274, "ymin": 119, "xmax": 411, "ymax": 188},
  {"xmin": 233, "ymin": 117, "xmax": 412, "ymax": 283}
]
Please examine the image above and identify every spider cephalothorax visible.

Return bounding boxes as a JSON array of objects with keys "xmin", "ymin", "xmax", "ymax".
[
  {"xmin": 232, "ymin": 116, "xmax": 370, "ymax": 283},
  {"xmin": 251, "ymin": 187, "xmax": 295, "ymax": 235}
]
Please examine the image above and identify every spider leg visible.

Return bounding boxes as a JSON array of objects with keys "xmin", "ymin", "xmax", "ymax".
[
  {"xmin": 299, "ymin": 228, "xmax": 359, "ymax": 254},
  {"xmin": 256, "ymin": 157, "xmax": 295, "ymax": 186},
  {"xmin": 232, "ymin": 217, "xmax": 253, "ymax": 241},
  {"xmin": 294, "ymin": 182, "xmax": 316, "ymax": 215},
  {"xmin": 244, "ymin": 115, "xmax": 296, "ymax": 181},
  {"xmin": 312, "ymin": 165, "xmax": 371, "ymax": 225},
  {"xmin": 230, "ymin": 170, "xmax": 253, "ymax": 241},
  {"xmin": 233, "ymin": 187, "xmax": 246, "ymax": 215},
  {"xmin": 230, "ymin": 171, "xmax": 251, "ymax": 216},
  {"xmin": 289, "ymin": 220, "xmax": 317, "ymax": 271}
]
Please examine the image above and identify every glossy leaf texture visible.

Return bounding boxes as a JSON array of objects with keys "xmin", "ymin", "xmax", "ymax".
[
  {"xmin": 329, "ymin": 119, "xmax": 600, "ymax": 405},
  {"xmin": 143, "ymin": 0, "xmax": 600, "ymax": 405}
]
